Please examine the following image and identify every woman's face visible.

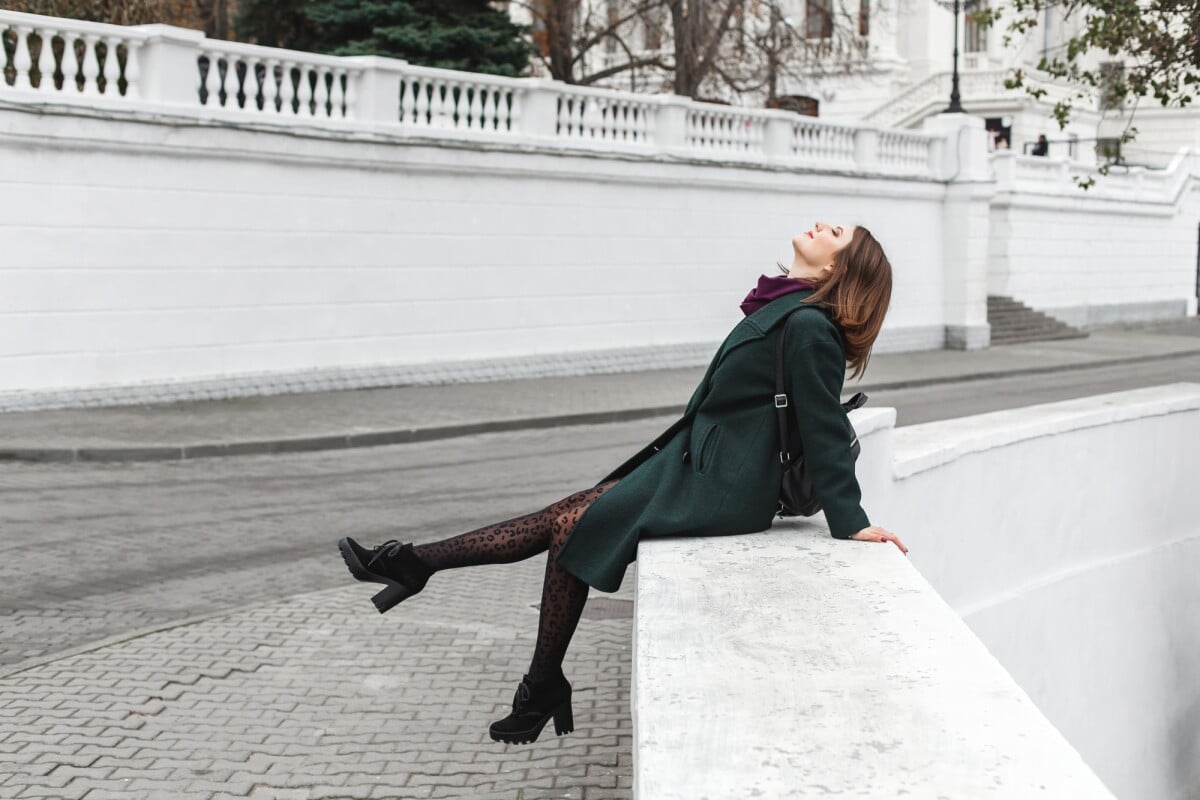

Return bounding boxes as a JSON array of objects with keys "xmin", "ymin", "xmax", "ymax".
[{"xmin": 792, "ymin": 221, "xmax": 855, "ymax": 270}]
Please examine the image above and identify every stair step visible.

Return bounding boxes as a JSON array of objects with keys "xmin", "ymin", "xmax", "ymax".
[{"xmin": 985, "ymin": 294, "xmax": 1089, "ymax": 345}]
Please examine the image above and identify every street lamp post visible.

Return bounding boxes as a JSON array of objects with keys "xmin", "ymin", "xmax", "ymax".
[{"xmin": 934, "ymin": 0, "xmax": 975, "ymax": 113}]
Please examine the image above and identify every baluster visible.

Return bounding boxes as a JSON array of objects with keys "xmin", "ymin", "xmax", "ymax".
[
  {"xmin": 214, "ymin": 55, "xmax": 230, "ymax": 108},
  {"xmin": 123, "ymin": 38, "xmax": 141, "ymax": 98},
  {"xmin": 326, "ymin": 67, "xmax": 341, "ymax": 117},
  {"xmin": 99, "ymin": 34, "xmax": 118, "ymax": 95},
  {"xmin": 277, "ymin": 60, "xmax": 294, "ymax": 114},
  {"xmin": 439, "ymin": 82, "xmax": 457, "ymax": 128},
  {"xmin": 576, "ymin": 98, "xmax": 590, "ymax": 138},
  {"xmin": 427, "ymin": 81, "xmax": 444, "ymax": 126},
  {"xmin": 261, "ymin": 58, "xmax": 278, "ymax": 112},
  {"xmin": 324, "ymin": 68, "xmax": 337, "ymax": 117},
  {"xmin": 12, "ymin": 25, "xmax": 33, "ymax": 91},
  {"xmin": 415, "ymin": 79, "xmax": 434, "ymax": 125},
  {"xmin": 413, "ymin": 80, "xmax": 430, "ymax": 125},
  {"xmin": 59, "ymin": 33, "xmax": 81, "ymax": 93},
  {"xmin": 555, "ymin": 96, "xmax": 570, "ymax": 137},
  {"xmin": 327, "ymin": 66, "xmax": 343, "ymax": 117},
  {"xmin": 399, "ymin": 78, "xmax": 416, "ymax": 124},
  {"xmin": 466, "ymin": 83, "xmax": 481, "ymax": 130},
  {"xmin": 315, "ymin": 68, "xmax": 331, "ymax": 117},
  {"xmin": 199, "ymin": 50, "xmax": 212, "ymax": 106},
  {"xmin": 582, "ymin": 98, "xmax": 599, "ymax": 139},
  {"xmin": 31, "ymin": 26, "xmax": 50, "ymax": 91},
  {"xmin": 297, "ymin": 66, "xmax": 313, "ymax": 116},
  {"xmin": 447, "ymin": 81, "xmax": 462, "ymax": 128},
  {"xmin": 339, "ymin": 68, "xmax": 353, "ymax": 118},
  {"xmin": 503, "ymin": 87, "xmax": 517, "ymax": 132},
  {"xmin": 482, "ymin": 87, "xmax": 497, "ymax": 130},
  {"xmin": 80, "ymin": 33, "xmax": 100, "ymax": 95}
]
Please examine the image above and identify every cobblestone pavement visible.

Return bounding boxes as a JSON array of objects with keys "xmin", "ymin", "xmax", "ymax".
[
  {"xmin": 3, "ymin": 344, "xmax": 1199, "ymax": 798},
  {"xmin": 1, "ymin": 575, "xmax": 634, "ymax": 799},
  {"xmin": 0, "ymin": 421, "xmax": 654, "ymax": 799}
]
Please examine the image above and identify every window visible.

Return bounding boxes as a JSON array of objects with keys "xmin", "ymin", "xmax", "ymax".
[
  {"xmin": 1099, "ymin": 61, "xmax": 1127, "ymax": 111},
  {"xmin": 806, "ymin": 0, "xmax": 833, "ymax": 38},
  {"xmin": 964, "ymin": 3, "xmax": 987, "ymax": 53}
]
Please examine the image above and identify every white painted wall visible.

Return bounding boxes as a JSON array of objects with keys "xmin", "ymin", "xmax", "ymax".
[
  {"xmin": 0, "ymin": 102, "xmax": 953, "ymax": 398},
  {"xmin": 989, "ymin": 150, "xmax": 1200, "ymax": 323},
  {"xmin": 883, "ymin": 384, "xmax": 1200, "ymax": 800},
  {"xmin": 636, "ymin": 384, "xmax": 1200, "ymax": 799},
  {"xmin": 0, "ymin": 12, "xmax": 1196, "ymax": 405}
]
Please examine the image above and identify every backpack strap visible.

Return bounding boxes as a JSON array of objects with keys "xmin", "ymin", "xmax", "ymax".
[
  {"xmin": 774, "ymin": 310, "xmax": 798, "ymax": 464},
  {"xmin": 774, "ymin": 307, "xmax": 869, "ymax": 464}
]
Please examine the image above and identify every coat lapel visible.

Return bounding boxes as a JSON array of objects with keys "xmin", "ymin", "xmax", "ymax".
[
  {"xmin": 722, "ymin": 288, "xmax": 822, "ymax": 356},
  {"xmin": 682, "ymin": 289, "xmax": 824, "ymax": 417}
]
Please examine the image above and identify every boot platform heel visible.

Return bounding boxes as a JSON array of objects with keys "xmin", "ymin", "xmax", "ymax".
[
  {"xmin": 371, "ymin": 581, "xmax": 416, "ymax": 614},
  {"xmin": 552, "ymin": 700, "xmax": 574, "ymax": 736},
  {"xmin": 489, "ymin": 673, "xmax": 574, "ymax": 744},
  {"xmin": 337, "ymin": 536, "xmax": 432, "ymax": 615}
]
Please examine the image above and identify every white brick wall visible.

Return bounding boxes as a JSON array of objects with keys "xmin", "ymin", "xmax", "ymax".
[
  {"xmin": 988, "ymin": 152, "xmax": 1200, "ymax": 325},
  {"xmin": 0, "ymin": 105, "xmax": 951, "ymax": 396}
]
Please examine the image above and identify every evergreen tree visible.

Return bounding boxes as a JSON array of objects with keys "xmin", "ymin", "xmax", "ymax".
[{"xmin": 235, "ymin": 0, "xmax": 531, "ymax": 77}]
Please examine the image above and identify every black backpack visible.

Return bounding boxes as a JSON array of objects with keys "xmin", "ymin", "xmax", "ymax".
[{"xmin": 773, "ymin": 307, "xmax": 868, "ymax": 517}]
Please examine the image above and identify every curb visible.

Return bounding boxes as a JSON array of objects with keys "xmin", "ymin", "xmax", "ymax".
[{"xmin": 2, "ymin": 347, "xmax": 1198, "ymax": 464}]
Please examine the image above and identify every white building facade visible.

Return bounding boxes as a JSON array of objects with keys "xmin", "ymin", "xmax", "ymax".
[{"xmin": 506, "ymin": 0, "xmax": 1200, "ymax": 167}]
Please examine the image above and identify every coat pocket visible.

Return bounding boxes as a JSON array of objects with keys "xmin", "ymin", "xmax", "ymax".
[{"xmin": 694, "ymin": 423, "xmax": 723, "ymax": 475}]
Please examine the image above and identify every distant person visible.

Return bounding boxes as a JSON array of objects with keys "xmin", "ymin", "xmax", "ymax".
[
  {"xmin": 1032, "ymin": 134, "xmax": 1049, "ymax": 156},
  {"xmin": 336, "ymin": 222, "xmax": 906, "ymax": 744},
  {"xmin": 996, "ymin": 135, "xmax": 1009, "ymax": 150}
]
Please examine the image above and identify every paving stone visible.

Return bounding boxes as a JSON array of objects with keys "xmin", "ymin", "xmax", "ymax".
[{"xmin": 1, "ymin": 569, "xmax": 635, "ymax": 800}]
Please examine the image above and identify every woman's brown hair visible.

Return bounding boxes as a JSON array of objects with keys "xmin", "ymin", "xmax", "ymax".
[{"xmin": 777, "ymin": 224, "xmax": 892, "ymax": 381}]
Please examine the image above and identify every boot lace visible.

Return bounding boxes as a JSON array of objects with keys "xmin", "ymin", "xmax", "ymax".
[{"xmin": 367, "ymin": 539, "xmax": 407, "ymax": 567}]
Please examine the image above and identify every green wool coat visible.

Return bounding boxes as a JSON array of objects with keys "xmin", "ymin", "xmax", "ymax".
[{"xmin": 554, "ymin": 287, "xmax": 872, "ymax": 593}]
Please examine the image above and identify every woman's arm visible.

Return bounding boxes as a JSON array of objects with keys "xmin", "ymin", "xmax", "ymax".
[
  {"xmin": 786, "ymin": 326, "xmax": 909, "ymax": 554},
  {"xmin": 785, "ymin": 333, "xmax": 871, "ymax": 541}
]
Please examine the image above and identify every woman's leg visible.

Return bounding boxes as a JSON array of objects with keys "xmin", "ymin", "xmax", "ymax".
[
  {"xmin": 411, "ymin": 478, "xmax": 621, "ymax": 679},
  {"xmin": 527, "ymin": 478, "xmax": 619, "ymax": 681},
  {"xmin": 411, "ymin": 479, "xmax": 618, "ymax": 573}
]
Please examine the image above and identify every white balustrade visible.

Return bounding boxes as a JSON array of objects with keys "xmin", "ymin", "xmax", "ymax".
[
  {"xmin": 1, "ymin": 10, "xmax": 143, "ymax": 98},
  {"xmin": 397, "ymin": 65, "xmax": 521, "ymax": 133},
  {"xmin": 686, "ymin": 106, "xmax": 767, "ymax": 155},
  {"xmin": 554, "ymin": 85, "xmax": 656, "ymax": 144},
  {"xmin": 791, "ymin": 118, "xmax": 857, "ymax": 165},
  {"xmin": 877, "ymin": 129, "xmax": 936, "ymax": 172},
  {"xmin": 1, "ymin": 8, "xmax": 949, "ymax": 179},
  {"xmin": 194, "ymin": 40, "xmax": 359, "ymax": 118}
]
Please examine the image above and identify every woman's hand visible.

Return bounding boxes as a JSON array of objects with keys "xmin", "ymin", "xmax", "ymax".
[{"xmin": 849, "ymin": 525, "xmax": 908, "ymax": 554}]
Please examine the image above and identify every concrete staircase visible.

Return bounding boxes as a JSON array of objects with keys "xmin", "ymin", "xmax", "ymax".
[{"xmin": 987, "ymin": 295, "xmax": 1090, "ymax": 345}]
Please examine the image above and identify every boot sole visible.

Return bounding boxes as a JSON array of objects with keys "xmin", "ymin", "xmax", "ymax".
[
  {"xmin": 489, "ymin": 699, "xmax": 574, "ymax": 744},
  {"xmin": 336, "ymin": 537, "xmax": 417, "ymax": 614}
]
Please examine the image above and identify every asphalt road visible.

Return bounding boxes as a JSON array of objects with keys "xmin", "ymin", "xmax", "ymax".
[{"xmin": 2, "ymin": 351, "xmax": 1198, "ymax": 670}]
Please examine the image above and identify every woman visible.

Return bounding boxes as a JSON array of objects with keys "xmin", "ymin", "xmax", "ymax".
[{"xmin": 337, "ymin": 221, "xmax": 908, "ymax": 745}]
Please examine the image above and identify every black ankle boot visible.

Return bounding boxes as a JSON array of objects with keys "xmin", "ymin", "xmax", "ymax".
[
  {"xmin": 489, "ymin": 671, "xmax": 574, "ymax": 745},
  {"xmin": 337, "ymin": 537, "xmax": 433, "ymax": 614}
]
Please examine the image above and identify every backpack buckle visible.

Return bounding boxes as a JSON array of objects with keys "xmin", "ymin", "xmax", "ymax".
[{"xmin": 774, "ymin": 394, "xmax": 788, "ymax": 408}]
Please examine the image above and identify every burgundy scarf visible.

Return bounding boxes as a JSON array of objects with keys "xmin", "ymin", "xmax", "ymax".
[{"xmin": 740, "ymin": 274, "xmax": 818, "ymax": 317}]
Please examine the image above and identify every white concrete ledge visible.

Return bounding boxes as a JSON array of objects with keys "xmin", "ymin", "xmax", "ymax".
[
  {"xmin": 891, "ymin": 382, "xmax": 1200, "ymax": 479},
  {"xmin": 633, "ymin": 519, "xmax": 1116, "ymax": 798}
]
